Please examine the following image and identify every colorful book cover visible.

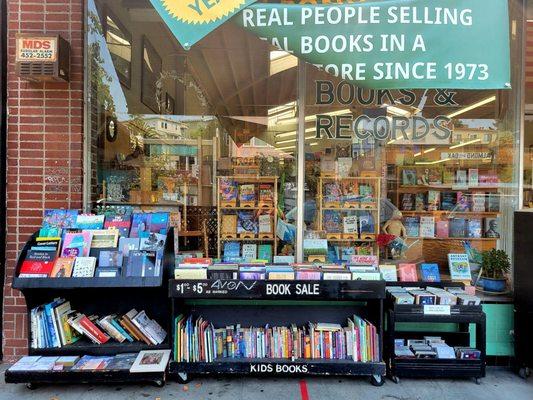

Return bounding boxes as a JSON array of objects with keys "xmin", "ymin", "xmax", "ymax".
[
  {"xmin": 415, "ymin": 193, "xmax": 426, "ymax": 211},
  {"xmin": 61, "ymin": 232, "xmax": 92, "ymax": 257},
  {"xmin": 148, "ymin": 212, "xmax": 170, "ymax": 235},
  {"xmin": 428, "ymin": 168, "xmax": 443, "ymax": 185},
  {"xmin": 336, "ymin": 157, "xmax": 352, "ymax": 178},
  {"xmin": 484, "ymin": 218, "xmax": 501, "ymax": 238},
  {"xmin": 427, "ymin": 191, "xmax": 440, "ymax": 211},
  {"xmin": 441, "ymin": 192, "xmax": 456, "ymax": 211},
  {"xmin": 449, "ymin": 218, "xmax": 467, "ymax": 238},
  {"xmin": 104, "ymin": 214, "xmax": 132, "ymax": 237},
  {"xmin": 448, "ymin": 253, "xmax": 472, "ymax": 281},
  {"xmin": 350, "ymin": 255, "xmax": 378, "ymax": 268},
  {"xmin": 343, "ymin": 215, "xmax": 358, "ymax": 234},
  {"xmin": 342, "ymin": 181, "xmax": 359, "ymax": 204},
  {"xmin": 130, "ymin": 213, "xmax": 150, "ymax": 238},
  {"xmin": 43, "ymin": 209, "xmax": 78, "ymax": 229},
  {"xmin": 323, "ymin": 210, "xmax": 342, "ymax": 233},
  {"xmin": 239, "ymin": 184, "xmax": 256, "ymax": 202},
  {"xmin": 442, "ymin": 169, "xmax": 455, "ymax": 185},
  {"xmin": 139, "ymin": 233, "xmax": 167, "ymax": 252},
  {"xmin": 472, "ymin": 194, "xmax": 486, "ymax": 212},
  {"xmin": 98, "ymin": 251, "xmax": 124, "ymax": 268},
  {"xmin": 404, "ymin": 216, "xmax": 420, "ymax": 237},
  {"xmin": 237, "ymin": 211, "xmax": 258, "ymax": 234},
  {"xmin": 72, "ymin": 257, "xmax": 97, "ymax": 277},
  {"xmin": 467, "ymin": 219, "xmax": 482, "ymax": 238},
  {"xmin": 259, "ymin": 184, "xmax": 274, "ymax": 204},
  {"xmin": 220, "ymin": 178, "xmax": 238, "ymax": 201},
  {"xmin": 258, "ymin": 244, "xmax": 273, "ymax": 263},
  {"xmin": 436, "ymin": 220, "xmax": 449, "ymax": 238},
  {"xmin": 420, "ymin": 263, "xmax": 441, "ymax": 282},
  {"xmin": 75, "ymin": 214, "xmax": 105, "ymax": 230},
  {"xmin": 398, "ymin": 263, "xmax": 418, "ymax": 282},
  {"xmin": 402, "ymin": 169, "xmax": 417, "ymax": 186},
  {"xmin": 323, "ymin": 182, "xmax": 342, "ymax": 203},
  {"xmin": 456, "ymin": 192, "xmax": 470, "ymax": 211},
  {"xmin": 378, "ymin": 264, "xmax": 398, "ymax": 282},
  {"xmin": 419, "ymin": 216, "xmax": 435, "ymax": 238},
  {"xmin": 358, "ymin": 213, "xmax": 374, "ymax": 234},
  {"xmin": 468, "ymin": 169, "xmax": 479, "ymax": 186},
  {"xmin": 456, "ymin": 170, "xmax": 468, "ymax": 186},
  {"xmin": 223, "ymin": 242, "xmax": 241, "ymax": 261},
  {"xmin": 487, "ymin": 194, "xmax": 500, "ymax": 212},
  {"xmin": 50, "ymin": 257, "xmax": 75, "ymax": 278},
  {"xmin": 242, "ymin": 244, "xmax": 257, "ymax": 261},
  {"xmin": 401, "ymin": 193, "xmax": 414, "ymax": 211},
  {"xmin": 258, "ymin": 214, "xmax": 272, "ymax": 234},
  {"xmin": 118, "ymin": 237, "xmax": 140, "ymax": 257},
  {"xmin": 19, "ymin": 260, "xmax": 55, "ymax": 277}
]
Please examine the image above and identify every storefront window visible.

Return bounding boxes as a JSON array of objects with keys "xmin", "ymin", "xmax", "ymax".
[
  {"xmin": 87, "ymin": 0, "xmax": 522, "ymax": 267},
  {"xmin": 87, "ymin": 0, "xmax": 299, "ymax": 260}
]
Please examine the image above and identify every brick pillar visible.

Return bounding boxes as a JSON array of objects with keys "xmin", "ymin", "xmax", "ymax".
[{"xmin": 3, "ymin": 0, "xmax": 84, "ymax": 362}]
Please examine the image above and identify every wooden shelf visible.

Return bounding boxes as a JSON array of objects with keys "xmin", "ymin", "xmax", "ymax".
[
  {"xmin": 404, "ymin": 237, "xmax": 498, "ymax": 241},
  {"xmin": 322, "ymin": 207, "xmax": 379, "ymax": 211},
  {"xmin": 220, "ymin": 237, "xmax": 276, "ymax": 242},
  {"xmin": 397, "ymin": 185, "xmax": 499, "ymax": 191},
  {"xmin": 326, "ymin": 238, "xmax": 376, "ymax": 243},
  {"xmin": 220, "ymin": 206, "xmax": 276, "ymax": 210},
  {"xmin": 401, "ymin": 210, "xmax": 500, "ymax": 216}
]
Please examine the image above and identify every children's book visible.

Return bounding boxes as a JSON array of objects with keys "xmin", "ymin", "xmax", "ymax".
[
  {"xmin": 398, "ymin": 263, "xmax": 418, "ymax": 282},
  {"xmin": 448, "ymin": 253, "xmax": 472, "ymax": 281},
  {"xmin": 419, "ymin": 216, "xmax": 435, "ymax": 238},
  {"xmin": 323, "ymin": 182, "xmax": 342, "ymax": 203},
  {"xmin": 379, "ymin": 264, "xmax": 398, "ymax": 282},
  {"xmin": 237, "ymin": 211, "xmax": 258, "ymax": 234},
  {"xmin": 223, "ymin": 242, "xmax": 241, "ymax": 261},
  {"xmin": 62, "ymin": 232, "xmax": 92, "ymax": 257},
  {"xmin": 323, "ymin": 210, "xmax": 342, "ymax": 233},
  {"xmin": 402, "ymin": 170, "xmax": 417, "ymax": 186},
  {"xmin": 415, "ymin": 193, "xmax": 426, "ymax": 211},
  {"xmin": 456, "ymin": 192, "xmax": 470, "ymax": 211},
  {"xmin": 258, "ymin": 244, "xmax": 273, "ymax": 263},
  {"xmin": 239, "ymin": 184, "xmax": 256, "ymax": 202},
  {"xmin": 467, "ymin": 219, "xmax": 482, "ymax": 238},
  {"xmin": 43, "ymin": 209, "xmax": 78, "ymax": 229},
  {"xmin": 258, "ymin": 184, "xmax": 274, "ymax": 204},
  {"xmin": 420, "ymin": 263, "xmax": 441, "ymax": 282},
  {"xmin": 130, "ymin": 213, "xmax": 150, "ymax": 238},
  {"xmin": 427, "ymin": 191, "xmax": 440, "ymax": 211},
  {"xmin": 104, "ymin": 214, "xmax": 132, "ymax": 237},
  {"xmin": 50, "ymin": 257, "xmax": 75, "ymax": 278},
  {"xmin": 148, "ymin": 212, "xmax": 170, "ymax": 235},
  {"xmin": 75, "ymin": 214, "xmax": 105, "ymax": 230},
  {"xmin": 220, "ymin": 178, "xmax": 238, "ymax": 201},
  {"xmin": 358, "ymin": 213, "xmax": 374, "ymax": 234},
  {"xmin": 404, "ymin": 217, "xmax": 420, "ymax": 237},
  {"xmin": 258, "ymin": 214, "xmax": 272, "ymax": 234},
  {"xmin": 343, "ymin": 215, "xmax": 358, "ymax": 234}
]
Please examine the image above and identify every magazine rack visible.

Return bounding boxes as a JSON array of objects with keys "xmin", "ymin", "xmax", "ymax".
[
  {"xmin": 385, "ymin": 282, "xmax": 486, "ymax": 384},
  {"xmin": 5, "ymin": 229, "xmax": 176, "ymax": 388},
  {"xmin": 168, "ymin": 279, "xmax": 387, "ymax": 386}
]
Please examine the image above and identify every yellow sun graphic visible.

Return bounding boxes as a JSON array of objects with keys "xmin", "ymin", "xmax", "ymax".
[{"xmin": 162, "ymin": 0, "xmax": 248, "ymax": 24}]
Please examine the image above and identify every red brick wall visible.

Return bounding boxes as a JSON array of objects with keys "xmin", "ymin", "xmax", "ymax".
[{"xmin": 3, "ymin": 0, "xmax": 84, "ymax": 362}]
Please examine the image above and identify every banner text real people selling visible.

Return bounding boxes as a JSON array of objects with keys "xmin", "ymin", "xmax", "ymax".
[{"xmin": 236, "ymin": 1, "xmax": 511, "ymax": 89}]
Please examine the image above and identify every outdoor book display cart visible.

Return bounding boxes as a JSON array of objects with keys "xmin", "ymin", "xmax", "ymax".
[
  {"xmin": 168, "ymin": 279, "xmax": 387, "ymax": 386},
  {"xmin": 5, "ymin": 229, "xmax": 176, "ymax": 389},
  {"xmin": 385, "ymin": 282, "xmax": 486, "ymax": 384}
]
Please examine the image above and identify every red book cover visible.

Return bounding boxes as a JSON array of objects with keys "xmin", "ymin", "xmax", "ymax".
[
  {"xmin": 19, "ymin": 260, "xmax": 55, "ymax": 277},
  {"xmin": 436, "ymin": 221, "xmax": 450, "ymax": 238},
  {"xmin": 79, "ymin": 316, "xmax": 110, "ymax": 344},
  {"xmin": 184, "ymin": 258, "xmax": 212, "ymax": 265},
  {"xmin": 398, "ymin": 263, "xmax": 419, "ymax": 282}
]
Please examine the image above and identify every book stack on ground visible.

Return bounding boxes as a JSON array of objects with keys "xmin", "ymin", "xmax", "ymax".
[
  {"xmin": 18, "ymin": 209, "xmax": 170, "ymax": 279},
  {"xmin": 394, "ymin": 337, "xmax": 480, "ymax": 360},
  {"xmin": 8, "ymin": 350, "xmax": 172, "ymax": 373},
  {"xmin": 30, "ymin": 298, "xmax": 167, "ymax": 349},
  {"xmin": 173, "ymin": 315, "xmax": 380, "ymax": 363}
]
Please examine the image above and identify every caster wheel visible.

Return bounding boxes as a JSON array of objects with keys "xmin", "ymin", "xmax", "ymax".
[
  {"xmin": 153, "ymin": 380, "xmax": 165, "ymax": 388},
  {"xmin": 26, "ymin": 383, "xmax": 38, "ymax": 390},
  {"xmin": 176, "ymin": 372, "xmax": 191, "ymax": 384},
  {"xmin": 391, "ymin": 376, "xmax": 400, "ymax": 384},
  {"xmin": 370, "ymin": 375, "xmax": 385, "ymax": 387},
  {"xmin": 518, "ymin": 367, "xmax": 530, "ymax": 380},
  {"xmin": 474, "ymin": 377, "xmax": 482, "ymax": 385}
]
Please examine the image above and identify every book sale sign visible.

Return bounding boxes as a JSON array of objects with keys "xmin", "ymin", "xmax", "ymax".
[{"xmin": 235, "ymin": 0, "xmax": 510, "ymax": 89}]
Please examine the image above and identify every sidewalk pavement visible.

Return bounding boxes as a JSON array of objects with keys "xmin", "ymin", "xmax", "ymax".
[{"xmin": 1, "ymin": 364, "xmax": 531, "ymax": 400}]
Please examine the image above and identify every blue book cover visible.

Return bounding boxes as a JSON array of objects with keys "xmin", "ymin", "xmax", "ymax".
[
  {"xmin": 110, "ymin": 319, "xmax": 134, "ymax": 342},
  {"xmin": 420, "ymin": 263, "xmax": 441, "ymax": 282},
  {"xmin": 258, "ymin": 244, "xmax": 272, "ymax": 263},
  {"xmin": 224, "ymin": 242, "xmax": 241, "ymax": 260},
  {"xmin": 44, "ymin": 299, "xmax": 63, "ymax": 348},
  {"xmin": 130, "ymin": 213, "xmax": 150, "ymax": 238},
  {"xmin": 148, "ymin": 212, "xmax": 170, "ymax": 235}
]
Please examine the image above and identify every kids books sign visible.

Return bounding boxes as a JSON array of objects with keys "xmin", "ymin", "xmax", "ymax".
[
  {"xmin": 150, "ymin": 0, "xmax": 511, "ymax": 89},
  {"xmin": 148, "ymin": 0, "xmax": 259, "ymax": 49}
]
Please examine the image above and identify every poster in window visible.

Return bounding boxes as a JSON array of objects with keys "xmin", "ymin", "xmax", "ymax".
[{"xmin": 141, "ymin": 36, "xmax": 162, "ymax": 113}]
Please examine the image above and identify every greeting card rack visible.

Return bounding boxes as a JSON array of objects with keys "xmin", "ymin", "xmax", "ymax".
[
  {"xmin": 5, "ymin": 229, "xmax": 176, "ymax": 388},
  {"xmin": 167, "ymin": 279, "xmax": 387, "ymax": 386},
  {"xmin": 385, "ymin": 282, "xmax": 486, "ymax": 384},
  {"xmin": 216, "ymin": 175, "xmax": 279, "ymax": 259}
]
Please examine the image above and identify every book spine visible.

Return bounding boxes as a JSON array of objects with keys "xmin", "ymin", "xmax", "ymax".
[{"xmin": 79, "ymin": 317, "xmax": 110, "ymax": 344}]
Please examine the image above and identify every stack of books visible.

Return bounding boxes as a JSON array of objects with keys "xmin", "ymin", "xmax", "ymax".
[
  {"xmin": 173, "ymin": 315, "xmax": 380, "ymax": 363},
  {"xmin": 30, "ymin": 298, "xmax": 166, "ymax": 349},
  {"xmin": 394, "ymin": 337, "xmax": 480, "ymax": 360},
  {"xmin": 386, "ymin": 287, "xmax": 480, "ymax": 306}
]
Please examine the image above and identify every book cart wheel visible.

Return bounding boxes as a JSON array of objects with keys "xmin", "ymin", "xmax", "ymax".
[
  {"xmin": 518, "ymin": 367, "xmax": 530, "ymax": 380},
  {"xmin": 390, "ymin": 375, "xmax": 400, "ymax": 384},
  {"xmin": 474, "ymin": 377, "xmax": 482, "ymax": 385},
  {"xmin": 370, "ymin": 374, "xmax": 385, "ymax": 387},
  {"xmin": 176, "ymin": 372, "xmax": 191, "ymax": 384},
  {"xmin": 26, "ymin": 383, "xmax": 38, "ymax": 390},
  {"xmin": 153, "ymin": 379, "xmax": 165, "ymax": 388}
]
